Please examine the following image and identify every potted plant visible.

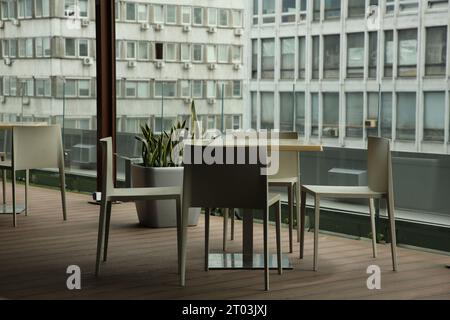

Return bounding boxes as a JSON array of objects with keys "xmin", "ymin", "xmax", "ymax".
[{"xmin": 131, "ymin": 100, "xmax": 201, "ymax": 228}]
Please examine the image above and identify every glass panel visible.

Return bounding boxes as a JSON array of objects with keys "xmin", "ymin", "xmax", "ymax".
[
  {"xmin": 280, "ymin": 38, "xmax": 295, "ymax": 79},
  {"xmin": 348, "ymin": 0, "xmax": 365, "ymax": 17},
  {"xmin": 384, "ymin": 31, "xmax": 393, "ymax": 78},
  {"xmin": 324, "ymin": 0, "xmax": 341, "ymax": 19},
  {"xmin": 425, "ymin": 27, "xmax": 447, "ymax": 77},
  {"xmin": 251, "ymin": 91, "xmax": 258, "ymax": 129},
  {"xmin": 396, "ymin": 92, "xmax": 416, "ymax": 141},
  {"xmin": 324, "ymin": 35, "xmax": 340, "ymax": 79},
  {"xmin": 381, "ymin": 92, "xmax": 392, "ymax": 138},
  {"xmin": 280, "ymin": 92, "xmax": 294, "ymax": 131},
  {"xmin": 346, "ymin": 92, "xmax": 364, "ymax": 138},
  {"xmin": 261, "ymin": 38, "xmax": 275, "ymax": 79},
  {"xmin": 323, "ymin": 92, "xmax": 339, "ymax": 138},
  {"xmin": 295, "ymin": 92, "xmax": 306, "ymax": 135},
  {"xmin": 347, "ymin": 33, "xmax": 364, "ymax": 78},
  {"xmin": 261, "ymin": 92, "xmax": 274, "ymax": 130},
  {"xmin": 312, "ymin": 36, "xmax": 320, "ymax": 79},
  {"xmin": 424, "ymin": 92, "xmax": 445, "ymax": 142},
  {"xmin": 398, "ymin": 29, "xmax": 418, "ymax": 78},
  {"xmin": 311, "ymin": 93, "xmax": 319, "ymax": 136}
]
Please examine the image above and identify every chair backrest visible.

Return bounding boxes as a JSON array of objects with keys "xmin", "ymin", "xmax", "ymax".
[
  {"xmin": 12, "ymin": 125, "xmax": 63, "ymax": 171},
  {"xmin": 182, "ymin": 144, "xmax": 268, "ymax": 210},
  {"xmin": 100, "ymin": 137, "xmax": 114, "ymax": 197},
  {"xmin": 368, "ymin": 136, "xmax": 392, "ymax": 194}
]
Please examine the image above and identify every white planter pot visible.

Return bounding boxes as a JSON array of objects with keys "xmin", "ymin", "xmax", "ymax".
[{"xmin": 131, "ymin": 165, "xmax": 200, "ymax": 228}]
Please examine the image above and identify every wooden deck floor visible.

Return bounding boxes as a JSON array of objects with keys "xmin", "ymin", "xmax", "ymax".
[{"xmin": 0, "ymin": 184, "xmax": 449, "ymax": 300}]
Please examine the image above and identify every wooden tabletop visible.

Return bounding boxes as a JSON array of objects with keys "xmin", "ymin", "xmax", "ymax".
[{"xmin": 0, "ymin": 122, "xmax": 48, "ymax": 129}]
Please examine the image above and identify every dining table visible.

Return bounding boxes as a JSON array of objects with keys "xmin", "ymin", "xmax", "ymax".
[
  {"xmin": 0, "ymin": 122, "xmax": 49, "ymax": 215},
  {"xmin": 182, "ymin": 135, "xmax": 323, "ymax": 270}
]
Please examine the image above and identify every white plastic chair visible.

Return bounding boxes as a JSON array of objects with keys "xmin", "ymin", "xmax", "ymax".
[
  {"xmin": 0, "ymin": 125, "xmax": 67, "ymax": 227},
  {"xmin": 180, "ymin": 143, "xmax": 282, "ymax": 291},
  {"xmin": 95, "ymin": 137, "xmax": 182, "ymax": 276},
  {"xmin": 300, "ymin": 137, "xmax": 398, "ymax": 271}
]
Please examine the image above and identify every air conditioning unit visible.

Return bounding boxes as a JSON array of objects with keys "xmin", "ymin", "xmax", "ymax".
[
  {"xmin": 127, "ymin": 60, "xmax": 137, "ymax": 68},
  {"xmin": 70, "ymin": 144, "xmax": 96, "ymax": 168},
  {"xmin": 234, "ymin": 28, "xmax": 243, "ymax": 36},
  {"xmin": 233, "ymin": 63, "xmax": 241, "ymax": 70},
  {"xmin": 365, "ymin": 119, "xmax": 378, "ymax": 129},
  {"xmin": 3, "ymin": 57, "xmax": 12, "ymax": 66},
  {"xmin": 207, "ymin": 26, "xmax": 217, "ymax": 33},
  {"xmin": 182, "ymin": 25, "xmax": 191, "ymax": 32},
  {"xmin": 183, "ymin": 62, "xmax": 192, "ymax": 69},
  {"xmin": 0, "ymin": 21, "xmax": 4, "ymax": 29},
  {"xmin": 155, "ymin": 61, "xmax": 165, "ymax": 68},
  {"xmin": 22, "ymin": 97, "xmax": 30, "ymax": 105},
  {"xmin": 208, "ymin": 63, "xmax": 217, "ymax": 70},
  {"xmin": 12, "ymin": 18, "xmax": 20, "ymax": 26},
  {"xmin": 207, "ymin": 98, "xmax": 216, "ymax": 105},
  {"xmin": 81, "ymin": 18, "xmax": 89, "ymax": 27},
  {"xmin": 154, "ymin": 23, "xmax": 164, "ymax": 31},
  {"xmin": 82, "ymin": 57, "xmax": 93, "ymax": 65},
  {"xmin": 0, "ymin": 96, "xmax": 6, "ymax": 103},
  {"xmin": 183, "ymin": 98, "xmax": 191, "ymax": 104},
  {"xmin": 140, "ymin": 22, "xmax": 150, "ymax": 30}
]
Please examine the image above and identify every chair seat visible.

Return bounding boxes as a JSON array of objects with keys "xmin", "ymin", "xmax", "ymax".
[
  {"xmin": 268, "ymin": 176, "xmax": 297, "ymax": 186},
  {"xmin": 109, "ymin": 186, "xmax": 182, "ymax": 201},
  {"xmin": 301, "ymin": 185, "xmax": 385, "ymax": 199},
  {"xmin": 268, "ymin": 192, "xmax": 281, "ymax": 207}
]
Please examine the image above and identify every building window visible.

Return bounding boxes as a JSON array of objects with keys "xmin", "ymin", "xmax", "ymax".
[
  {"xmin": 18, "ymin": 39, "xmax": 33, "ymax": 58},
  {"xmin": 311, "ymin": 93, "xmax": 319, "ymax": 136},
  {"xmin": 35, "ymin": 37, "xmax": 51, "ymax": 57},
  {"xmin": 78, "ymin": 80, "xmax": 90, "ymax": 97},
  {"xmin": 399, "ymin": 0, "xmax": 418, "ymax": 13},
  {"xmin": 79, "ymin": 0, "xmax": 88, "ymax": 17},
  {"xmin": 18, "ymin": 0, "xmax": 33, "ymax": 18},
  {"xmin": 396, "ymin": 92, "xmax": 416, "ymax": 141},
  {"xmin": 137, "ymin": 81, "xmax": 149, "ymax": 98},
  {"xmin": 20, "ymin": 79, "xmax": 34, "ymax": 97},
  {"xmin": 280, "ymin": 38, "xmax": 295, "ymax": 80},
  {"xmin": 153, "ymin": 5, "xmax": 164, "ymax": 23},
  {"xmin": 324, "ymin": 0, "xmax": 341, "ymax": 20},
  {"xmin": 219, "ymin": 9, "xmax": 228, "ymax": 27},
  {"xmin": 180, "ymin": 44, "xmax": 190, "ymax": 62},
  {"xmin": 78, "ymin": 39, "xmax": 89, "ymax": 57},
  {"xmin": 232, "ymin": 10, "xmax": 242, "ymax": 27},
  {"xmin": 424, "ymin": 92, "xmax": 445, "ymax": 142},
  {"xmin": 384, "ymin": 30, "xmax": 394, "ymax": 78},
  {"xmin": 253, "ymin": 0, "xmax": 259, "ymax": 24},
  {"xmin": 348, "ymin": 0, "xmax": 365, "ymax": 17},
  {"xmin": 261, "ymin": 38, "xmax": 275, "ymax": 79},
  {"xmin": 166, "ymin": 5, "xmax": 177, "ymax": 24},
  {"xmin": 324, "ymin": 35, "xmax": 340, "ymax": 79},
  {"xmin": 251, "ymin": 92, "xmax": 258, "ymax": 129},
  {"xmin": 232, "ymin": 115, "xmax": 241, "ymax": 130},
  {"xmin": 137, "ymin": 4, "xmax": 147, "ymax": 22},
  {"xmin": 35, "ymin": 0, "xmax": 50, "ymax": 18},
  {"xmin": 381, "ymin": 92, "xmax": 392, "ymax": 138},
  {"xmin": 346, "ymin": 92, "xmax": 364, "ymax": 138},
  {"xmin": 347, "ymin": 33, "xmax": 364, "ymax": 78},
  {"xmin": 281, "ymin": 0, "xmax": 296, "ymax": 23},
  {"xmin": 35, "ymin": 79, "xmax": 51, "ymax": 97},
  {"xmin": 154, "ymin": 42, "xmax": 164, "ymax": 60},
  {"xmin": 126, "ymin": 41, "xmax": 136, "ymax": 59},
  {"xmin": 218, "ymin": 45, "xmax": 229, "ymax": 63},
  {"xmin": 181, "ymin": 6, "xmax": 191, "ymax": 25},
  {"xmin": 398, "ymin": 29, "xmax": 418, "ymax": 78},
  {"xmin": 125, "ymin": 3, "xmax": 136, "ymax": 21},
  {"xmin": 232, "ymin": 46, "xmax": 241, "ymax": 63},
  {"xmin": 313, "ymin": 0, "xmax": 320, "ymax": 21},
  {"xmin": 193, "ymin": 7, "xmax": 203, "ymax": 25},
  {"xmin": 1, "ymin": 1, "xmax": 16, "ymax": 19},
  {"xmin": 192, "ymin": 44, "xmax": 202, "ymax": 62},
  {"xmin": 262, "ymin": 0, "xmax": 275, "ymax": 23},
  {"xmin": 65, "ymin": 79, "xmax": 77, "ymax": 97},
  {"xmin": 65, "ymin": 38, "xmax": 76, "ymax": 57},
  {"xmin": 367, "ymin": 92, "xmax": 379, "ymax": 136},
  {"xmin": 427, "ymin": 0, "xmax": 448, "ymax": 9},
  {"xmin": 261, "ymin": 92, "xmax": 274, "ymax": 130},
  {"xmin": 252, "ymin": 39, "xmax": 258, "ymax": 79},
  {"xmin": 192, "ymin": 80, "xmax": 203, "ymax": 98},
  {"xmin": 312, "ymin": 36, "xmax": 320, "ymax": 79},
  {"xmin": 138, "ymin": 42, "xmax": 149, "ymax": 60},
  {"xmin": 206, "ymin": 81, "xmax": 216, "ymax": 98},
  {"xmin": 115, "ymin": 1, "xmax": 120, "ymax": 20},
  {"xmin": 232, "ymin": 81, "xmax": 241, "ymax": 97},
  {"xmin": 166, "ymin": 43, "xmax": 177, "ymax": 61},
  {"xmin": 323, "ymin": 92, "xmax": 339, "ymax": 138},
  {"xmin": 425, "ymin": 26, "xmax": 447, "ymax": 77},
  {"xmin": 206, "ymin": 45, "xmax": 217, "ymax": 63},
  {"xmin": 155, "ymin": 81, "xmax": 176, "ymax": 98},
  {"xmin": 386, "ymin": 0, "xmax": 395, "ymax": 14},
  {"xmin": 180, "ymin": 80, "xmax": 191, "ymax": 98},
  {"xmin": 298, "ymin": 37, "xmax": 306, "ymax": 79},
  {"xmin": 368, "ymin": 32, "xmax": 378, "ymax": 79},
  {"xmin": 280, "ymin": 92, "xmax": 294, "ymax": 131},
  {"xmin": 207, "ymin": 8, "xmax": 217, "ymax": 26},
  {"xmin": 296, "ymin": 92, "xmax": 306, "ymax": 135}
]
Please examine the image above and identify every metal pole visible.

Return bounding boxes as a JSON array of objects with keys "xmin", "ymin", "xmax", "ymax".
[
  {"xmin": 161, "ymin": 82, "xmax": 164, "ymax": 132},
  {"xmin": 221, "ymin": 83, "xmax": 224, "ymax": 133},
  {"xmin": 62, "ymin": 78, "xmax": 66, "ymax": 148},
  {"xmin": 293, "ymin": 83, "xmax": 296, "ymax": 131}
]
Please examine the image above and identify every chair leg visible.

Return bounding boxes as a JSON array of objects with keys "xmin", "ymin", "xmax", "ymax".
[
  {"xmin": 2, "ymin": 169, "xmax": 6, "ymax": 205},
  {"xmin": 205, "ymin": 208, "xmax": 210, "ymax": 271},
  {"xmin": 12, "ymin": 170, "xmax": 16, "ymax": 227},
  {"xmin": 223, "ymin": 208, "xmax": 228, "ymax": 252},
  {"xmin": 386, "ymin": 196, "xmax": 398, "ymax": 271},
  {"xmin": 264, "ymin": 206, "xmax": 269, "ymax": 291},
  {"xmin": 275, "ymin": 201, "xmax": 282, "ymax": 275},
  {"xmin": 288, "ymin": 184, "xmax": 294, "ymax": 253},
  {"xmin": 299, "ymin": 190, "xmax": 306, "ymax": 259},
  {"xmin": 59, "ymin": 165, "xmax": 67, "ymax": 221},
  {"xmin": 103, "ymin": 201, "xmax": 112, "ymax": 262},
  {"xmin": 95, "ymin": 199, "xmax": 108, "ymax": 276},
  {"xmin": 230, "ymin": 208, "xmax": 235, "ymax": 241},
  {"xmin": 295, "ymin": 183, "xmax": 300, "ymax": 242},
  {"xmin": 180, "ymin": 202, "xmax": 189, "ymax": 286},
  {"xmin": 369, "ymin": 198, "xmax": 377, "ymax": 258},
  {"xmin": 176, "ymin": 196, "xmax": 182, "ymax": 276},
  {"xmin": 24, "ymin": 170, "xmax": 29, "ymax": 216},
  {"xmin": 313, "ymin": 195, "xmax": 320, "ymax": 272}
]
